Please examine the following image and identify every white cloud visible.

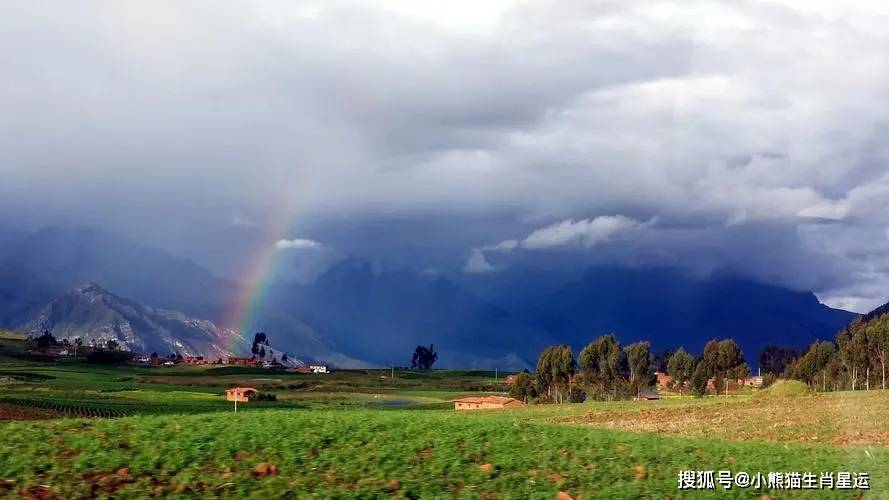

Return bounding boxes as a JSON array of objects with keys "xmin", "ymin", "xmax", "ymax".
[
  {"xmin": 521, "ymin": 215, "xmax": 643, "ymax": 250},
  {"xmin": 276, "ymin": 238, "xmax": 322, "ymax": 250},
  {"xmin": 464, "ymin": 248, "xmax": 497, "ymax": 273},
  {"xmin": 799, "ymin": 174, "xmax": 889, "ymax": 222},
  {"xmin": 482, "ymin": 239, "xmax": 518, "ymax": 251},
  {"xmin": 3, "ymin": 1, "xmax": 889, "ymax": 309}
]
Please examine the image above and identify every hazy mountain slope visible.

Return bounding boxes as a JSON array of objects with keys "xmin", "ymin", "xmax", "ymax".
[
  {"xmin": 512, "ymin": 266, "xmax": 854, "ymax": 360},
  {"xmin": 0, "ymin": 226, "xmax": 236, "ymax": 321},
  {"xmin": 0, "ymin": 227, "xmax": 857, "ymax": 369},
  {"xmin": 861, "ymin": 301, "xmax": 889, "ymax": 322},
  {"xmin": 271, "ymin": 259, "xmax": 555, "ymax": 369},
  {"xmin": 16, "ymin": 281, "xmax": 370, "ymax": 366},
  {"xmin": 20, "ymin": 283, "xmax": 240, "ymax": 357},
  {"xmin": 278, "ymin": 262, "xmax": 854, "ymax": 368}
]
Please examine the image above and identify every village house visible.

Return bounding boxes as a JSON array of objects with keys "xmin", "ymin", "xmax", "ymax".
[
  {"xmin": 706, "ymin": 377, "xmax": 748, "ymax": 391},
  {"xmin": 636, "ymin": 390, "xmax": 660, "ymax": 401},
  {"xmin": 225, "ymin": 387, "xmax": 258, "ymax": 402},
  {"xmin": 227, "ymin": 356, "xmax": 260, "ymax": 367},
  {"xmin": 655, "ymin": 372, "xmax": 673, "ymax": 388},
  {"xmin": 183, "ymin": 355, "xmax": 208, "ymax": 365},
  {"xmin": 453, "ymin": 396, "xmax": 525, "ymax": 410}
]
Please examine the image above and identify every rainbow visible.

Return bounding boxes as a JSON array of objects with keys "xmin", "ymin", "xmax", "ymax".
[{"xmin": 220, "ymin": 193, "xmax": 309, "ymax": 356}]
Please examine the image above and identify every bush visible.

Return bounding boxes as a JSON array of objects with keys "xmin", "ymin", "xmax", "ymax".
[
  {"xmin": 761, "ymin": 373, "xmax": 778, "ymax": 389},
  {"xmin": 567, "ymin": 386, "xmax": 586, "ymax": 403}
]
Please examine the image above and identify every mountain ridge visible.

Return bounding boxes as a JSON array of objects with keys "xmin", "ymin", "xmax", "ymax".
[{"xmin": 21, "ymin": 282, "xmax": 240, "ymax": 358}]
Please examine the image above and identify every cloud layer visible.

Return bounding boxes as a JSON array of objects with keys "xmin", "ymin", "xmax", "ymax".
[
  {"xmin": 2, "ymin": 1, "xmax": 889, "ymax": 310},
  {"xmin": 276, "ymin": 238, "xmax": 322, "ymax": 250}
]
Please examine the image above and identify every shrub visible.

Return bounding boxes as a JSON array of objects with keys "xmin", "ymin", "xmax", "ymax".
[{"xmin": 567, "ymin": 386, "xmax": 586, "ymax": 403}]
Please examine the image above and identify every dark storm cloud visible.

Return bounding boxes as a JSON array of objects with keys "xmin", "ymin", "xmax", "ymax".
[{"xmin": 1, "ymin": 1, "xmax": 889, "ymax": 310}]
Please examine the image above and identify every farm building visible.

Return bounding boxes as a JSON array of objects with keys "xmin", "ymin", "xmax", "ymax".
[
  {"xmin": 655, "ymin": 372, "xmax": 672, "ymax": 387},
  {"xmin": 309, "ymin": 365, "xmax": 329, "ymax": 374},
  {"xmin": 183, "ymin": 355, "xmax": 207, "ymax": 365},
  {"xmin": 227, "ymin": 356, "xmax": 260, "ymax": 367},
  {"xmin": 636, "ymin": 391, "xmax": 660, "ymax": 401},
  {"xmin": 453, "ymin": 396, "xmax": 525, "ymax": 410},
  {"xmin": 225, "ymin": 387, "xmax": 258, "ymax": 402}
]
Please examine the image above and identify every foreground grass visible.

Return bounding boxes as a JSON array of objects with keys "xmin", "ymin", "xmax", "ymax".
[{"xmin": 1, "ymin": 407, "xmax": 886, "ymax": 499}]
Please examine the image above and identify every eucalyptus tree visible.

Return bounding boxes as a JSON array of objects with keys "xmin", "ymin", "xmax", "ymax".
[
  {"xmin": 536, "ymin": 345, "xmax": 576, "ymax": 403},
  {"xmin": 667, "ymin": 347, "xmax": 695, "ymax": 395},
  {"xmin": 625, "ymin": 341, "xmax": 652, "ymax": 398},
  {"xmin": 579, "ymin": 334, "xmax": 623, "ymax": 400}
]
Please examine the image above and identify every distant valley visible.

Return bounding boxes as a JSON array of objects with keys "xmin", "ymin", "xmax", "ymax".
[{"xmin": 0, "ymin": 226, "xmax": 860, "ymax": 370}]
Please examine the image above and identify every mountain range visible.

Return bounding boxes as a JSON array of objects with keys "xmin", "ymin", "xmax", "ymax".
[
  {"xmin": 0, "ymin": 226, "xmax": 865, "ymax": 369},
  {"xmin": 24, "ymin": 282, "xmax": 240, "ymax": 358}
]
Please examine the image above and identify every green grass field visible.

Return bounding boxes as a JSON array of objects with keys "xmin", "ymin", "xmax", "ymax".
[{"xmin": 1, "ymin": 338, "xmax": 887, "ymax": 498}]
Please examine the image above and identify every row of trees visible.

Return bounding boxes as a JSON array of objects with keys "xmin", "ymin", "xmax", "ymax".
[
  {"xmin": 513, "ymin": 334, "xmax": 750, "ymax": 403},
  {"xmin": 787, "ymin": 314, "xmax": 889, "ymax": 392}
]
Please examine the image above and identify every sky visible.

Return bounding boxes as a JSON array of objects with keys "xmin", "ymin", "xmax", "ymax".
[{"xmin": 2, "ymin": 0, "xmax": 889, "ymax": 311}]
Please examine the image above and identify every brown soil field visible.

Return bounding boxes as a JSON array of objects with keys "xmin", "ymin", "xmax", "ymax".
[{"xmin": 556, "ymin": 391, "xmax": 889, "ymax": 447}]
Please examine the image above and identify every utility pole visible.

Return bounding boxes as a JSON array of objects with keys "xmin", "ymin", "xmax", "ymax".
[{"xmin": 494, "ymin": 368, "xmax": 498, "ymax": 383}]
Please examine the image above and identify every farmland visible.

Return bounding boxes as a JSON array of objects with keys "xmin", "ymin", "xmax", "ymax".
[{"xmin": 1, "ymin": 337, "xmax": 889, "ymax": 498}]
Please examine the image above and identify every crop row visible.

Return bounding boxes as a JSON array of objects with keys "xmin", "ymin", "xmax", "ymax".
[{"xmin": 0, "ymin": 397, "xmax": 130, "ymax": 418}]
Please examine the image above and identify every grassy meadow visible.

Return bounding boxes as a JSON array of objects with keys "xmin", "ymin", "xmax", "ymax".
[{"xmin": 1, "ymin": 336, "xmax": 888, "ymax": 498}]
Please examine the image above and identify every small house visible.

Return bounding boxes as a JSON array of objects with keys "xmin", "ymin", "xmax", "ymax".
[
  {"xmin": 636, "ymin": 391, "xmax": 660, "ymax": 400},
  {"xmin": 183, "ymin": 355, "xmax": 207, "ymax": 365},
  {"xmin": 225, "ymin": 387, "xmax": 258, "ymax": 402},
  {"xmin": 309, "ymin": 365, "xmax": 329, "ymax": 374},
  {"xmin": 453, "ymin": 396, "xmax": 525, "ymax": 410},
  {"xmin": 655, "ymin": 372, "xmax": 673, "ymax": 388},
  {"xmin": 227, "ymin": 356, "xmax": 260, "ymax": 367}
]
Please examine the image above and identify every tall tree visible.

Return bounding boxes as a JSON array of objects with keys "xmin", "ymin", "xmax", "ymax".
[
  {"xmin": 251, "ymin": 332, "xmax": 269, "ymax": 359},
  {"xmin": 690, "ymin": 361, "xmax": 709, "ymax": 397},
  {"xmin": 866, "ymin": 315, "xmax": 889, "ymax": 390},
  {"xmin": 701, "ymin": 340, "xmax": 720, "ymax": 377},
  {"xmin": 36, "ymin": 330, "xmax": 57, "ymax": 349},
  {"xmin": 714, "ymin": 339, "xmax": 746, "ymax": 395},
  {"xmin": 792, "ymin": 340, "xmax": 836, "ymax": 391},
  {"xmin": 578, "ymin": 334, "xmax": 623, "ymax": 400},
  {"xmin": 411, "ymin": 344, "xmax": 439, "ymax": 370},
  {"xmin": 758, "ymin": 345, "xmax": 798, "ymax": 375},
  {"xmin": 667, "ymin": 348, "xmax": 695, "ymax": 395},
  {"xmin": 536, "ymin": 345, "xmax": 575, "ymax": 403},
  {"xmin": 625, "ymin": 341, "xmax": 652, "ymax": 398},
  {"xmin": 838, "ymin": 324, "xmax": 868, "ymax": 391}
]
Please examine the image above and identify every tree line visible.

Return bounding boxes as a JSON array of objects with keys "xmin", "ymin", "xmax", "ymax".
[
  {"xmin": 785, "ymin": 313, "xmax": 889, "ymax": 392},
  {"xmin": 510, "ymin": 333, "xmax": 749, "ymax": 404}
]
